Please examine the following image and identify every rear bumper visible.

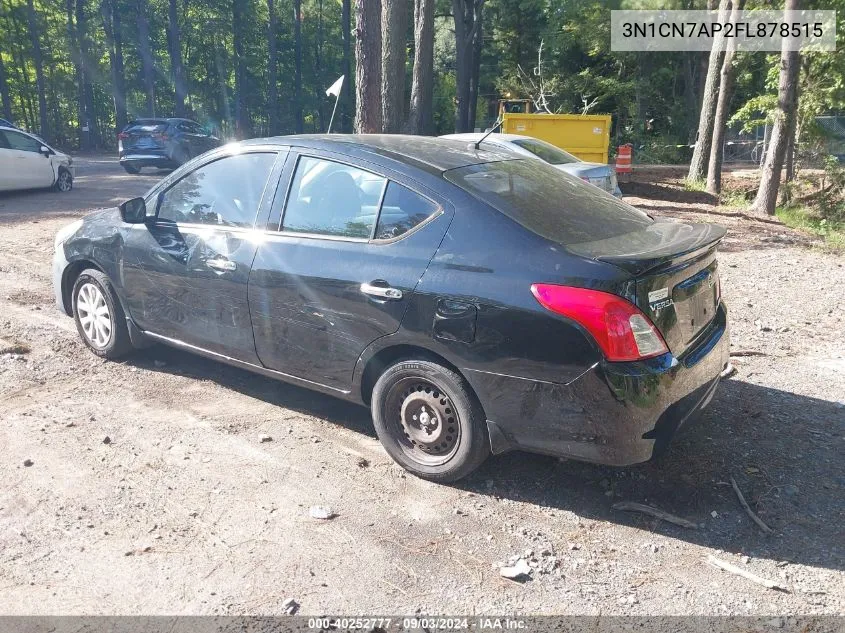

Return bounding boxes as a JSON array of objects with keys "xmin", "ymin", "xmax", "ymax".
[
  {"xmin": 120, "ymin": 150, "xmax": 177, "ymax": 168},
  {"xmin": 473, "ymin": 301, "xmax": 730, "ymax": 466}
]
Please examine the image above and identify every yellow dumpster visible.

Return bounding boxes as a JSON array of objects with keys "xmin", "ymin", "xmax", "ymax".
[{"xmin": 501, "ymin": 113, "xmax": 612, "ymax": 164}]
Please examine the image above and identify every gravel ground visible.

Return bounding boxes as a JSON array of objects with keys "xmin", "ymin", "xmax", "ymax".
[{"xmin": 0, "ymin": 158, "xmax": 842, "ymax": 616}]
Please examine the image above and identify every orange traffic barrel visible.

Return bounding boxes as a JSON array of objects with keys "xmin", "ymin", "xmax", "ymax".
[{"xmin": 615, "ymin": 144, "xmax": 633, "ymax": 174}]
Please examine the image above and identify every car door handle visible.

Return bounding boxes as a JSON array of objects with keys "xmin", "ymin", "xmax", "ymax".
[
  {"xmin": 360, "ymin": 282, "xmax": 403, "ymax": 300},
  {"xmin": 207, "ymin": 257, "xmax": 236, "ymax": 272}
]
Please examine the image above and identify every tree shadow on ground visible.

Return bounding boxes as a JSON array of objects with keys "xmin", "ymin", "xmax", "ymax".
[
  {"xmin": 621, "ymin": 181, "xmax": 719, "ymax": 206},
  {"xmin": 131, "ymin": 345, "xmax": 843, "ymax": 573}
]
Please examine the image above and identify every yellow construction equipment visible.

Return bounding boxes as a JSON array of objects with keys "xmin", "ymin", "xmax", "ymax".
[{"xmin": 497, "ymin": 100, "xmax": 612, "ymax": 164}]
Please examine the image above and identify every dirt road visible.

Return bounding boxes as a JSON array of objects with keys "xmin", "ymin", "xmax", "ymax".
[{"xmin": 1, "ymin": 158, "xmax": 843, "ymax": 615}]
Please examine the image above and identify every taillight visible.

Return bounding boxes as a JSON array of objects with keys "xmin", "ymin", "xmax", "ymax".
[
  {"xmin": 530, "ymin": 284, "xmax": 669, "ymax": 362},
  {"xmin": 117, "ymin": 132, "xmax": 128, "ymax": 140}
]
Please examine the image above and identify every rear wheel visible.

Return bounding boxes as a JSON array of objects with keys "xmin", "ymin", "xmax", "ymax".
[
  {"xmin": 122, "ymin": 163, "xmax": 141, "ymax": 175},
  {"xmin": 371, "ymin": 359, "xmax": 490, "ymax": 483},
  {"xmin": 71, "ymin": 269, "xmax": 133, "ymax": 359},
  {"xmin": 54, "ymin": 168, "xmax": 73, "ymax": 192}
]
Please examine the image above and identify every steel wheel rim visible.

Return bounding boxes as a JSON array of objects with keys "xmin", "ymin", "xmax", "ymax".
[
  {"xmin": 386, "ymin": 377, "xmax": 461, "ymax": 466},
  {"xmin": 76, "ymin": 282, "xmax": 112, "ymax": 349},
  {"xmin": 57, "ymin": 172, "xmax": 71, "ymax": 191}
]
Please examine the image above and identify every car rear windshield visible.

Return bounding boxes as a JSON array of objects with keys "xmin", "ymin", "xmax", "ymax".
[
  {"xmin": 510, "ymin": 138, "xmax": 580, "ymax": 165},
  {"xmin": 445, "ymin": 159, "xmax": 653, "ymax": 246},
  {"xmin": 125, "ymin": 121, "xmax": 169, "ymax": 133}
]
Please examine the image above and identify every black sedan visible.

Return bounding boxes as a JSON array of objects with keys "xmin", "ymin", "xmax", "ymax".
[
  {"xmin": 53, "ymin": 135, "xmax": 729, "ymax": 482},
  {"xmin": 117, "ymin": 118, "xmax": 220, "ymax": 174}
]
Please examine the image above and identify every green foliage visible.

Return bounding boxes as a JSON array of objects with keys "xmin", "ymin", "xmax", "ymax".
[
  {"xmin": 2, "ymin": 0, "xmax": 844, "ymax": 167},
  {"xmin": 777, "ymin": 205, "xmax": 845, "ymax": 252}
]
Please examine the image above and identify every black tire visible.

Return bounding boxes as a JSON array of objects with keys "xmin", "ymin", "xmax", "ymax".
[
  {"xmin": 71, "ymin": 269, "xmax": 133, "ymax": 359},
  {"xmin": 371, "ymin": 359, "xmax": 490, "ymax": 483},
  {"xmin": 122, "ymin": 163, "xmax": 141, "ymax": 175},
  {"xmin": 54, "ymin": 168, "xmax": 73, "ymax": 192}
]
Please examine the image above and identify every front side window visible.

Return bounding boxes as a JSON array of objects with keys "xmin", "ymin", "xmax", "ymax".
[
  {"xmin": 375, "ymin": 182, "xmax": 440, "ymax": 240},
  {"xmin": 157, "ymin": 152, "xmax": 276, "ymax": 227},
  {"xmin": 282, "ymin": 156, "xmax": 386, "ymax": 238},
  {"xmin": 510, "ymin": 138, "xmax": 580, "ymax": 165},
  {"xmin": 3, "ymin": 130, "xmax": 42, "ymax": 153}
]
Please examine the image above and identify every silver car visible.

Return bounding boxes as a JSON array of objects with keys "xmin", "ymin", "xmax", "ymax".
[{"xmin": 441, "ymin": 133, "xmax": 621, "ymax": 197}]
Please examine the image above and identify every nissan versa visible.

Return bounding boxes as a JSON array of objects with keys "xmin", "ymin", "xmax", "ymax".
[{"xmin": 53, "ymin": 135, "xmax": 729, "ymax": 482}]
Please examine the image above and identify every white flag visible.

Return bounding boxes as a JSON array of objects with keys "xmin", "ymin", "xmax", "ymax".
[{"xmin": 326, "ymin": 75, "xmax": 344, "ymax": 97}]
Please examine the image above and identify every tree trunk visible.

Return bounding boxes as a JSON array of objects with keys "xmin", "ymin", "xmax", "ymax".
[
  {"xmin": 706, "ymin": 0, "xmax": 744, "ymax": 195},
  {"xmin": 293, "ymin": 0, "xmax": 303, "ymax": 133},
  {"xmin": 25, "ymin": 0, "xmax": 49, "ymax": 139},
  {"xmin": 9, "ymin": 9, "xmax": 36, "ymax": 130},
  {"xmin": 101, "ymin": 0, "xmax": 127, "ymax": 133},
  {"xmin": 136, "ymin": 0, "xmax": 155, "ymax": 117},
  {"xmin": 341, "ymin": 0, "xmax": 353, "ymax": 131},
  {"xmin": 232, "ymin": 0, "xmax": 250, "ymax": 137},
  {"xmin": 381, "ymin": 0, "xmax": 407, "ymax": 133},
  {"xmin": 683, "ymin": 52, "xmax": 700, "ymax": 143},
  {"xmin": 688, "ymin": 0, "xmax": 731, "ymax": 182},
  {"xmin": 313, "ymin": 0, "xmax": 324, "ymax": 132},
  {"xmin": 168, "ymin": 0, "xmax": 187, "ymax": 117},
  {"xmin": 752, "ymin": 0, "xmax": 801, "ymax": 216},
  {"xmin": 267, "ymin": 0, "xmax": 280, "ymax": 134},
  {"xmin": 469, "ymin": 6, "xmax": 483, "ymax": 131},
  {"xmin": 785, "ymin": 123, "xmax": 797, "ymax": 183},
  {"xmin": 452, "ymin": 0, "xmax": 484, "ymax": 133},
  {"xmin": 354, "ymin": 0, "xmax": 382, "ymax": 133},
  {"xmin": 77, "ymin": 0, "xmax": 98, "ymax": 147},
  {"xmin": 408, "ymin": 0, "xmax": 434, "ymax": 135},
  {"xmin": 0, "ymin": 52, "xmax": 12, "ymax": 121}
]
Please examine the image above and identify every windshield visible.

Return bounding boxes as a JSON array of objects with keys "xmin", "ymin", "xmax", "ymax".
[
  {"xmin": 510, "ymin": 138, "xmax": 580, "ymax": 165},
  {"xmin": 445, "ymin": 159, "xmax": 652, "ymax": 246}
]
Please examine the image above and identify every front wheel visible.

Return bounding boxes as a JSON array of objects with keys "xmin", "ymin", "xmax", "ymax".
[
  {"xmin": 122, "ymin": 163, "xmax": 141, "ymax": 175},
  {"xmin": 371, "ymin": 359, "xmax": 490, "ymax": 483},
  {"xmin": 54, "ymin": 168, "xmax": 73, "ymax": 192},
  {"xmin": 71, "ymin": 269, "xmax": 133, "ymax": 359}
]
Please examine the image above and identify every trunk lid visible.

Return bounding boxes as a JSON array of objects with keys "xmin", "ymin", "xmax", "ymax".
[
  {"xmin": 568, "ymin": 221, "xmax": 726, "ymax": 356},
  {"xmin": 121, "ymin": 121, "xmax": 168, "ymax": 150}
]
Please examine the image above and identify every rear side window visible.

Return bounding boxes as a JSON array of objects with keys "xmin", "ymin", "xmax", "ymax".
[
  {"xmin": 282, "ymin": 156, "xmax": 387, "ymax": 238},
  {"xmin": 375, "ymin": 182, "xmax": 439, "ymax": 240},
  {"xmin": 445, "ymin": 159, "xmax": 652, "ymax": 245},
  {"xmin": 157, "ymin": 152, "xmax": 276, "ymax": 228}
]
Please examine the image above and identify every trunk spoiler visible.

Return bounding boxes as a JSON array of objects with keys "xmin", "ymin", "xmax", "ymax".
[{"xmin": 568, "ymin": 221, "xmax": 727, "ymax": 276}]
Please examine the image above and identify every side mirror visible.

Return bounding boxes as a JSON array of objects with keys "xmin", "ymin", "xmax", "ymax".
[
  {"xmin": 119, "ymin": 197, "xmax": 147, "ymax": 224},
  {"xmin": 40, "ymin": 145, "xmax": 52, "ymax": 157}
]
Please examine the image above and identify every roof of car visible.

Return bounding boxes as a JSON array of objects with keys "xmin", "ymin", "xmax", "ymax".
[
  {"xmin": 243, "ymin": 134, "xmax": 516, "ymax": 174},
  {"xmin": 441, "ymin": 132, "xmax": 549, "ymax": 144},
  {"xmin": 127, "ymin": 118, "xmax": 197, "ymax": 125}
]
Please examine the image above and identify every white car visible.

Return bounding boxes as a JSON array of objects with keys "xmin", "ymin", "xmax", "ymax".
[
  {"xmin": 0, "ymin": 126, "xmax": 75, "ymax": 193},
  {"xmin": 441, "ymin": 132, "xmax": 621, "ymax": 197}
]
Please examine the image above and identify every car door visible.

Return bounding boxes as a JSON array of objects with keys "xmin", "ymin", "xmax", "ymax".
[
  {"xmin": 2, "ymin": 129, "xmax": 55, "ymax": 188},
  {"xmin": 248, "ymin": 151, "xmax": 451, "ymax": 391},
  {"xmin": 189, "ymin": 122, "xmax": 215, "ymax": 154},
  {"xmin": 121, "ymin": 148, "xmax": 284, "ymax": 362},
  {"xmin": 0, "ymin": 132, "xmax": 13, "ymax": 190}
]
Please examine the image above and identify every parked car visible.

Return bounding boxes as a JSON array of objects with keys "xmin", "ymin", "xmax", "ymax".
[
  {"xmin": 0, "ymin": 126, "xmax": 75, "ymax": 193},
  {"xmin": 118, "ymin": 118, "xmax": 220, "ymax": 174},
  {"xmin": 0, "ymin": 118, "xmax": 19, "ymax": 129},
  {"xmin": 53, "ymin": 135, "xmax": 729, "ymax": 482},
  {"xmin": 441, "ymin": 132, "xmax": 622, "ymax": 197}
]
